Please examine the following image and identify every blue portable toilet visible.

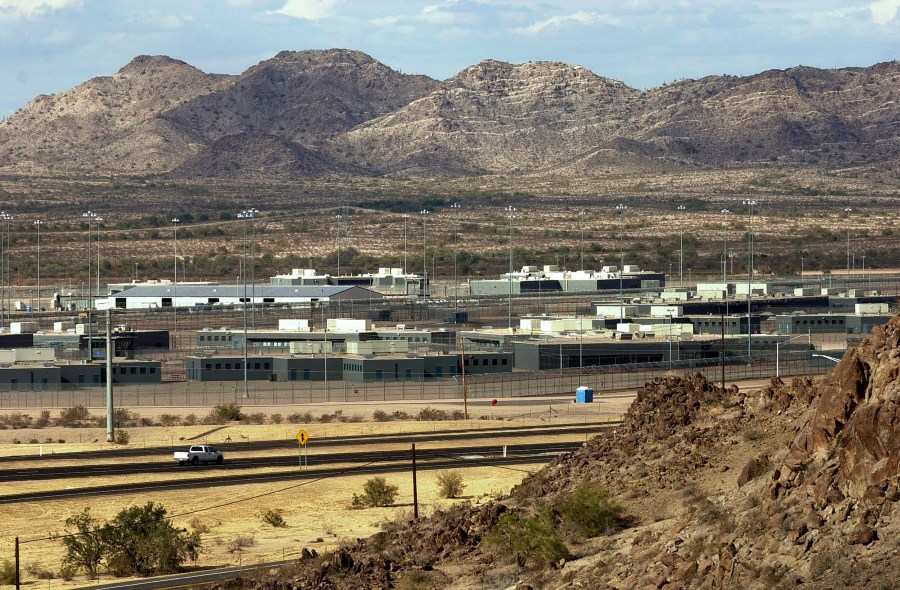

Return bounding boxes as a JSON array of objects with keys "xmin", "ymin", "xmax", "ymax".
[{"xmin": 575, "ymin": 386, "xmax": 594, "ymax": 403}]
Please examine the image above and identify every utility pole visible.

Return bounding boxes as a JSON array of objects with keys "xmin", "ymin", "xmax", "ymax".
[
  {"xmin": 106, "ymin": 309, "xmax": 114, "ymax": 443},
  {"xmin": 411, "ymin": 443, "xmax": 419, "ymax": 519}
]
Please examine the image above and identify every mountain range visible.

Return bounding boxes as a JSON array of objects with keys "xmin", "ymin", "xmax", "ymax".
[{"xmin": 0, "ymin": 49, "xmax": 897, "ymax": 178}]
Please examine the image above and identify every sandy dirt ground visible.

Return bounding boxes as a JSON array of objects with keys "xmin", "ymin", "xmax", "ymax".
[{"xmin": 0, "ymin": 382, "xmax": 777, "ymax": 588}]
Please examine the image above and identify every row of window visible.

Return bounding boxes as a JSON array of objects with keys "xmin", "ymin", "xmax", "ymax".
[
  {"xmin": 115, "ymin": 367, "xmax": 157, "ymax": 375},
  {"xmin": 198, "ymin": 334, "xmax": 233, "ymax": 342},
  {"xmin": 465, "ymin": 357, "xmax": 508, "ymax": 366},
  {"xmin": 201, "ymin": 362, "xmax": 272, "ymax": 371}
]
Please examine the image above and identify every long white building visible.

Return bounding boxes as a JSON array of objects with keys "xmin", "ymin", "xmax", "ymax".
[{"xmin": 96, "ymin": 284, "xmax": 383, "ymax": 310}]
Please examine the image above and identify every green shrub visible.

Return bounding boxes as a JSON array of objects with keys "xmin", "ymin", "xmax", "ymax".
[
  {"xmin": 226, "ymin": 534, "xmax": 255, "ymax": 553},
  {"xmin": 114, "ymin": 430, "xmax": 130, "ymax": 445},
  {"xmin": 352, "ymin": 477, "xmax": 399, "ymax": 508},
  {"xmin": 245, "ymin": 412, "xmax": 266, "ymax": 424},
  {"xmin": 416, "ymin": 407, "xmax": 447, "ymax": 421},
  {"xmin": 189, "ymin": 517, "xmax": 211, "ymax": 534},
  {"xmin": 287, "ymin": 411, "xmax": 313, "ymax": 423},
  {"xmin": 372, "ymin": 410, "xmax": 391, "ymax": 422},
  {"xmin": 484, "ymin": 511, "xmax": 568, "ymax": 567},
  {"xmin": 555, "ymin": 482, "xmax": 624, "ymax": 537},
  {"xmin": 58, "ymin": 405, "xmax": 91, "ymax": 426},
  {"xmin": 436, "ymin": 471, "xmax": 465, "ymax": 499},
  {"xmin": 114, "ymin": 408, "xmax": 137, "ymax": 427},
  {"xmin": 35, "ymin": 409, "xmax": 51, "ymax": 428},
  {"xmin": 270, "ymin": 413, "xmax": 283, "ymax": 424},
  {"xmin": 0, "ymin": 560, "xmax": 16, "ymax": 584},
  {"xmin": 210, "ymin": 403, "xmax": 243, "ymax": 422},
  {"xmin": 262, "ymin": 509, "xmax": 286, "ymax": 528},
  {"xmin": 25, "ymin": 563, "xmax": 55, "ymax": 580},
  {"xmin": 157, "ymin": 414, "xmax": 181, "ymax": 426}
]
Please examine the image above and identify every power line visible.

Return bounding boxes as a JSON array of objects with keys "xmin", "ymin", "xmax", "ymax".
[{"xmin": 17, "ymin": 457, "xmax": 387, "ymax": 546}]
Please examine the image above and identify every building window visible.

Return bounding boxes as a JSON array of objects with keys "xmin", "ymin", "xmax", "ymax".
[
  {"xmin": 375, "ymin": 369, "xmax": 383, "ymax": 380},
  {"xmin": 150, "ymin": 367, "xmax": 156, "ymax": 374},
  {"xmin": 492, "ymin": 358, "xmax": 498, "ymax": 365},
  {"xmin": 502, "ymin": 359, "xmax": 508, "ymax": 366},
  {"xmin": 140, "ymin": 367, "xmax": 146, "ymax": 374},
  {"xmin": 225, "ymin": 363, "xmax": 232, "ymax": 370},
  {"xmin": 406, "ymin": 368, "xmax": 413, "ymax": 380},
  {"xmin": 130, "ymin": 368, "xmax": 136, "ymax": 375},
  {"xmin": 215, "ymin": 363, "xmax": 222, "ymax": 370}
]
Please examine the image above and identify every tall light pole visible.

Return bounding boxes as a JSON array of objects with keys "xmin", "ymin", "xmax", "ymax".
[
  {"xmin": 238, "ymin": 208, "xmax": 257, "ymax": 398},
  {"xmin": 95, "ymin": 216, "xmax": 104, "ymax": 307},
  {"xmin": 507, "ymin": 205, "xmax": 516, "ymax": 332},
  {"xmin": 677, "ymin": 204, "xmax": 686, "ymax": 286},
  {"xmin": 615, "ymin": 204, "xmax": 627, "ymax": 321},
  {"xmin": 246, "ymin": 207, "xmax": 260, "ymax": 330},
  {"xmin": 420, "ymin": 209, "xmax": 429, "ymax": 298},
  {"xmin": 450, "ymin": 203, "xmax": 461, "ymax": 310},
  {"xmin": 721, "ymin": 209, "xmax": 730, "ymax": 283},
  {"xmin": 742, "ymin": 199, "xmax": 757, "ymax": 361},
  {"xmin": 0, "ymin": 212, "xmax": 12, "ymax": 327},
  {"xmin": 82, "ymin": 211, "xmax": 97, "ymax": 362},
  {"xmin": 33, "ymin": 220, "xmax": 44, "ymax": 313},
  {"xmin": 579, "ymin": 209, "xmax": 586, "ymax": 271},
  {"xmin": 844, "ymin": 207, "xmax": 852, "ymax": 288},
  {"xmin": 172, "ymin": 217, "xmax": 179, "ymax": 350},
  {"xmin": 402, "ymin": 214, "xmax": 409, "ymax": 275}
]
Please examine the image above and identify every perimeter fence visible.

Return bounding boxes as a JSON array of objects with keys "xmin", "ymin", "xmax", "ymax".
[{"xmin": 0, "ymin": 350, "xmax": 831, "ymax": 409}]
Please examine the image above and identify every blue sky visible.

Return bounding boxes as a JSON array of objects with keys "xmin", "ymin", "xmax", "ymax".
[{"xmin": 1, "ymin": 0, "xmax": 897, "ymax": 118}]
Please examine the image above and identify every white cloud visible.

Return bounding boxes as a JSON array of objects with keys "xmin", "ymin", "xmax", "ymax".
[
  {"xmin": 368, "ymin": 1, "xmax": 479, "ymax": 28},
  {"xmin": 0, "ymin": 0, "xmax": 79, "ymax": 21},
  {"xmin": 870, "ymin": 0, "xmax": 900, "ymax": 24},
  {"xmin": 515, "ymin": 11, "xmax": 621, "ymax": 35},
  {"xmin": 269, "ymin": 0, "xmax": 341, "ymax": 20},
  {"xmin": 370, "ymin": 15, "xmax": 401, "ymax": 26},
  {"xmin": 159, "ymin": 14, "xmax": 194, "ymax": 29}
]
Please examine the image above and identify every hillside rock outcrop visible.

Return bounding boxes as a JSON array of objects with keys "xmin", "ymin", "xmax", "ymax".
[{"xmin": 1, "ymin": 52, "xmax": 897, "ymax": 177}]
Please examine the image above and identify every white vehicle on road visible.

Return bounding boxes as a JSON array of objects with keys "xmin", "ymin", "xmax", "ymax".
[{"xmin": 174, "ymin": 445, "xmax": 224, "ymax": 466}]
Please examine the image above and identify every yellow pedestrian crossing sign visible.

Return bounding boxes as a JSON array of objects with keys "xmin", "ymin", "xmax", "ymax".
[{"xmin": 296, "ymin": 429, "xmax": 309, "ymax": 446}]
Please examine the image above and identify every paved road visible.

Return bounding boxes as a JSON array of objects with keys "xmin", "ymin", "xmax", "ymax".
[
  {"xmin": 74, "ymin": 560, "xmax": 300, "ymax": 590},
  {"xmin": 0, "ymin": 420, "xmax": 611, "ymax": 465},
  {"xmin": 0, "ymin": 438, "xmax": 593, "ymax": 504}
]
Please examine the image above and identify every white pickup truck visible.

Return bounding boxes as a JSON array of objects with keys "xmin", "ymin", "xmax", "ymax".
[{"xmin": 174, "ymin": 445, "xmax": 224, "ymax": 466}]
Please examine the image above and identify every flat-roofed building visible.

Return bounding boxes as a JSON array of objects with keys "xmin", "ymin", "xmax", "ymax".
[{"xmin": 97, "ymin": 284, "xmax": 383, "ymax": 310}]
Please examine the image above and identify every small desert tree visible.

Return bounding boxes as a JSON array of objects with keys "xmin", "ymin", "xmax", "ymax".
[
  {"xmin": 352, "ymin": 476, "xmax": 399, "ymax": 508},
  {"xmin": 484, "ymin": 510, "xmax": 568, "ymax": 567},
  {"xmin": 102, "ymin": 502, "xmax": 201, "ymax": 576},
  {"xmin": 436, "ymin": 471, "xmax": 465, "ymax": 499},
  {"xmin": 59, "ymin": 508, "xmax": 105, "ymax": 578},
  {"xmin": 60, "ymin": 503, "xmax": 201, "ymax": 578},
  {"xmin": 554, "ymin": 482, "xmax": 624, "ymax": 537}
]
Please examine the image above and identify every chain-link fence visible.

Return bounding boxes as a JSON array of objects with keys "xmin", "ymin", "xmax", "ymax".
[{"xmin": 0, "ymin": 350, "xmax": 832, "ymax": 409}]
